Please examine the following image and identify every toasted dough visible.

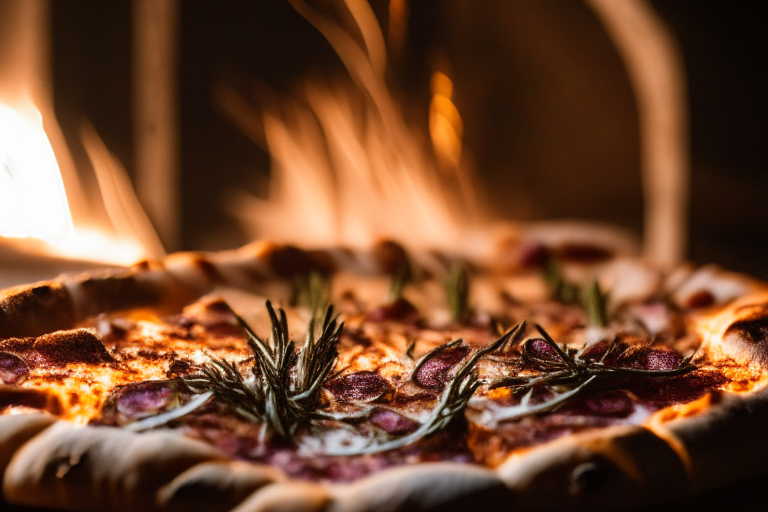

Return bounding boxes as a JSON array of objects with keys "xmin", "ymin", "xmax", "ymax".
[
  {"xmin": 496, "ymin": 425, "xmax": 689, "ymax": 511},
  {"xmin": 231, "ymin": 481, "xmax": 330, "ymax": 512},
  {"xmin": 328, "ymin": 463, "xmax": 511, "ymax": 512},
  {"xmin": 3, "ymin": 422, "xmax": 226, "ymax": 512},
  {"xmin": 2, "ymin": 245, "xmax": 768, "ymax": 511},
  {"xmin": 157, "ymin": 460, "xmax": 285, "ymax": 512},
  {"xmin": 649, "ymin": 386, "xmax": 768, "ymax": 495},
  {"xmin": 0, "ymin": 413, "xmax": 56, "ymax": 505}
]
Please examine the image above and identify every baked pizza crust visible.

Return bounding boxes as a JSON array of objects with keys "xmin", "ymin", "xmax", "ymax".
[
  {"xmin": 2, "ymin": 241, "xmax": 768, "ymax": 511},
  {"xmin": 496, "ymin": 425, "xmax": 689, "ymax": 511},
  {"xmin": 157, "ymin": 461, "xmax": 285, "ymax": 512},
  {"xmin": 3, "ymin": 421, "xmax": 226, "ymax": 511}
]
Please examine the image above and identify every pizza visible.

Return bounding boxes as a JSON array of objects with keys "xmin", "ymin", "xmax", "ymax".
[{"xmin": 2, "ymin": 235, "xmax": 768, "ymax": 512}]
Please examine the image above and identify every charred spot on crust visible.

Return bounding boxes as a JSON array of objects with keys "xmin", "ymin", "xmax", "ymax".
[
  {"xmin": 0, "ymin": 329, "xmax": 115, "ymax": 368},
  {"xmin": 413, "ymin": 346, "xmax": 470, "ymax": 390},
  {"xmin": 181, "ymin": 297, "xmax": 238, "ymax": 326},
  {"xmin": 684, "ymin": 289, "xmax": 715, "ymax": 309},
  {"xmin": 517, "ymin": 242, "xmax": 551, "ymax": 268},
  {"xmin": 307, "ymin": 249, "xmax": 338, "ymax": 274},
  {"xmin": 0, "ymin": 385, "xmax": 63, "ymax": 414},
  {"xmin": 167, "ymin": 358, "xmax": 196, "ymax": 378},
  {"xmin": 0, "ymin": 282, "xmax": 75, "ymax": 339},
  {"xmin": 724, "ymin": 313, "xmax": 768, "ymax": 366},
  {"xmin": 569, "ymin": 462, "xmax": 607, "ymax": 495},
  {"xmin": 191, "ymin": 255, "xmax": 222, "ymax": 283},
  {"xmin": 367, "ymin": 298, "xmax": 420, "ymax": 323},
  {"xmin": 73, "ymin": 270, "xmax": 161, "ymax": 317},
  {"xmin": 264, "ymin": 245, "xmax": 315, "ymax": 279},
  {"xmin": 324, "ymin": 371, "xmax": 391, "ymax": 402},
  {"xmin": 555, "ymin": 243, "xmax": 613, "ymax": 264},
  {"xmin": 0, "ymin": 352, "xmax": 29, "ymax": 385},
  {"xmin": 372, "ymin": 240, "xmax": 409, "ymax": 275},
  {"xmin": 132, "ymin": 259, "xmax": 152, "ymax": 271}
]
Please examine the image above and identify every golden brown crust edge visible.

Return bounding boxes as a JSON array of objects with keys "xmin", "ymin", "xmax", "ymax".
[{"xmin": 4, "ymin": 252, "xmax": 768, "ymax": 510}]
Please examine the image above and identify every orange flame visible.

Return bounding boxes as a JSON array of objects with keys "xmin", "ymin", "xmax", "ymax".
[
  {"xmin": 221, "ymin": 0, "xmax": 487, "ymax": 255},
  {"xmin": 0, "ymin": 103, "xmax": 73, "ymax": 244},
  {"xmin": 0, "ymin": 100, "xmax": 164, "ymax": 267}
]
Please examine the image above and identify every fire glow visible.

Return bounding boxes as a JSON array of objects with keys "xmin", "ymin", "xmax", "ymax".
[
  {"xmin": 0, "ymin": 101, "xmax": 162, "ymax": 267},
  {"xmin": 0, "ymin": 103, "xmax": 72, "ymax": 244}
]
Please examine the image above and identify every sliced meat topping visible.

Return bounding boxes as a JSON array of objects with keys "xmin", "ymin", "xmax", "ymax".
[
  {"xmin": 369, "ymin": 408, "xmax": 419, "ymax": 434},
  {"xmin": 0, "ymin": 329, "xmax": 115, "ymax": 368},
  {"xmin": 521, "ymin": 338, "xmax": 566, "ymax": 367},
  {"xmin": 97, "ymin": 380, "xmax": 182, "ymax": 425},
  {"xmin": 0, "ymin": 351, "xmax": 29, "ymax": 384},
  {"xmin": 568, "ymin": 390, "xmax": 634, "ymax": 418},
  {"xmin": 606, "ymin": 345, "xmax": 684, "ymax": 371},
  {"xmin": 412, "ymin": 345, "xmax": 469, "ymax": 390},
  {"xmin": 325, "ymin": 371, "xmax": 391, "ymax": 402}
]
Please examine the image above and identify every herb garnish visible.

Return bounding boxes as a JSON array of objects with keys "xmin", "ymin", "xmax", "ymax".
[
  {"xmin": 444, "ymin": 263, "xmax": 470, "ymax": 324},
  {"xmin": 388, "ymin": 264, "xmax": 411, "ymax": 301},
  {"xmin": 182, "ymin": 301, "xmax": 342, "ymax": 439},
  {"xmin": 545, "ymin": 260, "xmax": 610, "ymax": 327},
  {"xmin": 290, "ymin": 271, "xmax": 330, "ymax": 318},
  {"xmin": 326, "ymin": 323, "xmax": 525, "ymax": 455},
  {"xmin": 484, "ymin": 324, "xmax": 697, "ymax": 424}
]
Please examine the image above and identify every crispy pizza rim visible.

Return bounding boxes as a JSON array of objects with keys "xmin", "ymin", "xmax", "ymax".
[{"xmin": 2, "ymin": 241, "xmax": 768, "ymax": 511}]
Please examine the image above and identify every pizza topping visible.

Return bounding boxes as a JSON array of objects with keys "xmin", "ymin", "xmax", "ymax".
[
  {"xmin": 324, "ymin": 371, "xmax": 390, "ymax": 402},
  {"xmin": 481, "ymin": 325, "xmax": 697, "ymax": 426},
  {"xmin": 544, "ymin": 261, "xmax": 610, "ymax": 327},
  {"xmin": 444, "ymin": 264, "xmax": 470, "ymax": 324},
  {"xmin": 0, "ymin": 351, "xmax": 28, "ymax": 384},
  {"xmin": 367, "ymin": 298, "xmax": 420, "ymax": 323},
  {"xmin": 412, "ymin": 341, "xmax": 470, "ymax": 390},
  {"xmin": 606, "ymin": 345, "xmax": 684, "ymax": 371},
  {"xmin": 325, "ymin": 326, "xmax": 520, "ymax": 456},
  {"xmin": 684, "ymin": 289, "xmax": 715, "ymax": 309},
  {"xmin": 569, "ymin": 390, "xmax": 634, "ymax": 417},
  {"xmin": 369, "ymin": 408, "xmax": 419, "ymax": 434},
  {"xmin": 114, "ymin": 381, "xmax": 179, "ymax": 418},
  {"xmin": 180, "ymin": 302, "xmax": 343, "ymax": 438},
  {"xmin": 517, "ymin": 241, "xmax": 551, "ymax": 268},
  {"xmin": 521, "ymin": 338, "xmax": 564, "ymax": 368},
  {"xmin": 0, "ymin": 329, "xmax": 115, "ymax": 368},
  {"xmin": 556, "ymin": 242, "xmax": 613, "ymax": 263}
]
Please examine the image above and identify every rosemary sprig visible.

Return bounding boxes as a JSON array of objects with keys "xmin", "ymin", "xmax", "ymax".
[
  {"xmin": 583, "ymin": 279, "xmax": 609, "ymax": 328},
  {"xmin": 182, "ymin": 301, "xmax": 342, "ymax": 439},
  {"xmin": 545, "ymin": 261, "xmax": 609, "ymax": 327},
  {"xmin": 290, "ymin": 271, "xmax": 330, "ymax": 318},
  {"xmin": 485, "ymin": 324, "xmax": 697, "ymax": 424},
  {"xmin": 545, "ymin": 259, "xmax": 580, "ymax": 304},
  {"xmin": 327, "ymin": 324, "xmax": 524, "ymax": 455},
  {"xmin": 444, "ymin": 263, "xmax": 470, "ymax": 324},
  {"xmin": 388, "ymin": 264, "xmax": 411, "ymax": 301}
]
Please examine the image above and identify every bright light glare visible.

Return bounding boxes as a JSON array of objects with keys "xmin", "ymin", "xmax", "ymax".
[{"xmin": 0, "ymin": 104, "xmax": 74, "ymax": 244}]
